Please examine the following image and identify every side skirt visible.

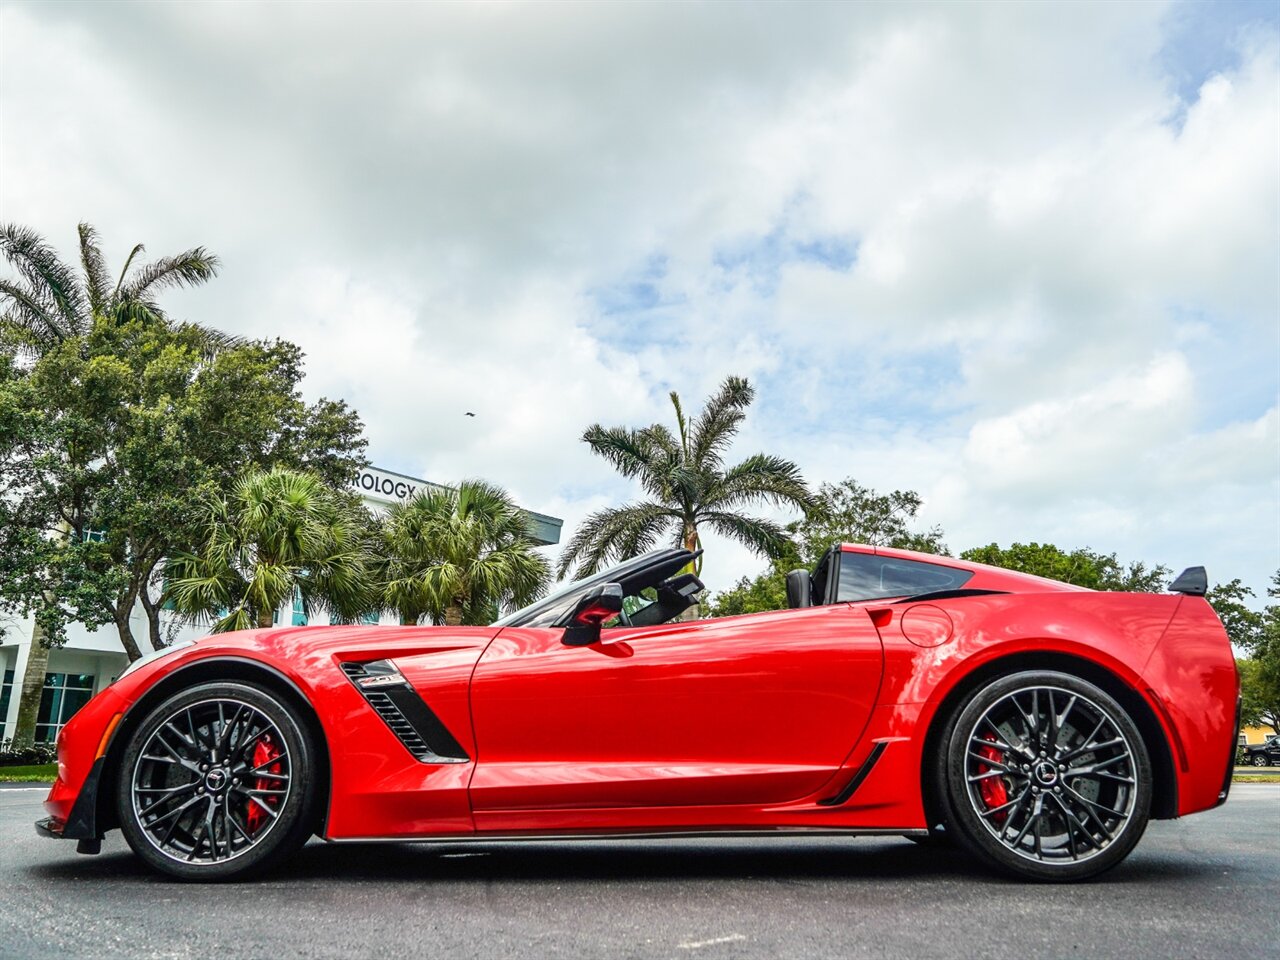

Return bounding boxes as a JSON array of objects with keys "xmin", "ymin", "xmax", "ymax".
[{"xmin": 324, "ymin": 827, "xmax": 930, "ymax": 844}]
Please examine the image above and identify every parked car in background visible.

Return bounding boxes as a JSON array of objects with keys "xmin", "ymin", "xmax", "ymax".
[{"xmin": 1243, "ymin": 735, "xmax": 1280, "ymax": 767}]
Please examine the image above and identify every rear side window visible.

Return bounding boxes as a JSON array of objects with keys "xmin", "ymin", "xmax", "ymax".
[{"xmin": 837, "ymin": 553, "xmax": 974, "ymax": 601}]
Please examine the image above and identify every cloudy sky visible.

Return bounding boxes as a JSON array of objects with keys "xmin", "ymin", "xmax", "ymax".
[{"xmin": 3, "ymin": 0, "xmax": 1277, "ymax": 599}]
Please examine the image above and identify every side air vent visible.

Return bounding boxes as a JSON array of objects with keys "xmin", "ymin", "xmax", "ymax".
[{"xmin": 340, "ymin": 660, "xmax": 470, "ymax": 764}]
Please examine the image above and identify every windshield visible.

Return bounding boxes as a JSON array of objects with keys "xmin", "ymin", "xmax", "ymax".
[{"xmin": 493, "ymin": 547, "xmax": 697, "ymax": 628}]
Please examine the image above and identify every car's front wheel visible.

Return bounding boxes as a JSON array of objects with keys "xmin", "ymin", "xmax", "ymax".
[
  {"xmin": 115, "ymin": 681, "xmax": 319, "ymax": 881},
  {"xmin": 942, "ymin": 670, "xmax": 1152, "ymax": 882},
  {"xmin": 1253, "ymin": 753, "xmax": 1270, "ymax": 768}
]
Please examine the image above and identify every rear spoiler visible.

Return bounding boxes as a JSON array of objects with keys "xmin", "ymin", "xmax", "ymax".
[{"xmin": 1169, "ymin": 566, "xmax": 1208, "ymax": 597}]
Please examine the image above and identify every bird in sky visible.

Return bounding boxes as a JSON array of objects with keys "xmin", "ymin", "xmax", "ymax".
[{"xmin": 464, "ymin": 412, "xmax": 476, "ymax": 417}]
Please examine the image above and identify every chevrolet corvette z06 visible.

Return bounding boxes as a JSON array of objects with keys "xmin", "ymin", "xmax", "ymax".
[{"xmin": 37, "ymin": 543, "xmax": 1239, "ymax": 883}]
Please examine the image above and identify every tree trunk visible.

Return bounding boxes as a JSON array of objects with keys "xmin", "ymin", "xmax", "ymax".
[
  {"xmin": 113, "ymin": 580, "xmax": 145, "ymax": 662},
  {"xmin": 138, "ymin": 558, "xmax": 164, "ymax": 652},
  {"xmin": 443, "ymin": 605, "xmax": 463, "ymax": 627},
  {"xmin": 400, "ymin": 612, "xmax": 417, "ymax": 626},
  {"xmin": 680, "ymin": 521, "xmax": 701, "ymax": 620},
  {"xmin": 682, "ymin": 521, "xmax": 698, "ymax": 553},
  {"xmin": 257, "ymin": 607, "xmax": 274, "ymax": 629},
  {"xmin": 140, "ymin": 590, "xmax": 162, "ymax": 652},
  {"xmin": 12, "ymin": 618, "xmax": 51, "ymax": 748}
]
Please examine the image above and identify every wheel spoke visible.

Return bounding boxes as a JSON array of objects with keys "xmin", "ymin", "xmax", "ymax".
[
  {"xmin": 978, "ymin": 788, "xmax": 1030, "ymax": 820},
  {"xmin": 144, "ymin": 792, "xmax": 203, "ymax": 827},
  {"xmin": 1060, "ymin": 722, "xmax": 1112, "ymax": 762},
  {"xmin": 1048, "ymin": 792, "xmax": 1082, "ymax": 860},
  {"xmin": 1066, "ymin": 753, "xmax": 1129, "ymax": 777},
  {"xmin": 966, "ymin": 749, "xmax": 1014, "ymax": 772},
  {"xmin": 138, "ymin": 783, "xmax": 198, "ymax": 818},
  {"xmin": 1051, "ymin": 695, "xmax": 1077, "ymax": 752},
  {"xmin": 248, "ymin": 794, "xmax": 280, "ymax": 820},
  {"xmin": 218, "ymin": 704, "xmax": 247, "ymax": 753}
]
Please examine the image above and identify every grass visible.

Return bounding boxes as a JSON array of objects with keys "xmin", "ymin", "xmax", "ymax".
[
  {"xmin": 1231, "ymin": 774, "xmax": 1277, "ymax": 783},
  {"xmin": 0, "ymin": 763, "xmax": 57, "ymax": 782}
]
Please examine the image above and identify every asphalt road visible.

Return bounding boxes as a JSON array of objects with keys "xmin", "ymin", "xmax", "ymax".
[{"xmin": 2, "ymin": 784, "xmax": 1278, "ymax": 960}]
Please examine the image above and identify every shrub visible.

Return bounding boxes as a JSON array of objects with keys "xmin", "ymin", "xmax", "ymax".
[{"xmin": 0, "ymin": 739, "xmax": 56, "ymax": 766}]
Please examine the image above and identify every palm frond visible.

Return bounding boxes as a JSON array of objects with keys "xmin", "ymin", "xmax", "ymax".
[
  {"xmin": 77, "ymin": 223, "xmax": 111, "ymax": 316},
  {"xmin": 112, "ymin": 243, "xmax": 145, "ymax": 300},
  {"xmin": 121, "ymin": 247, "xmax": 220, "ymax": 300},
  {"xmin": 669, "ymin": 390, "xmax": 689, "ymax": 455},
  {"xmin": 0, "ymin": 281, "xmax": 61, "ymax": 349},
  {"xmin": 699, "ymin": 510, "xmax": 791, "ymax": 560},
  {"xmin": 582, "ymin": 424, "xmax": 658, "ymax": 481},
  {"xmin": 470, "ymin": 540, "xmax": 550, "ymax": 609},
  {"xmin": 689, "ymin": 375, "xmax": 754, "ymax": 469},
  {"xmin": 555, "ymin": 502, "xmax": 678, "ymax": 579},
  {"xmin": 702, "ymin": 453, "xmax": 813, "ymax": 513},
  {"xmin": 0, "ymin": 224, "xmax": 86, "ymax": 337},
  {"xmin": 168, "ymin": 321, "xmax": 246, "ymax": 359}
]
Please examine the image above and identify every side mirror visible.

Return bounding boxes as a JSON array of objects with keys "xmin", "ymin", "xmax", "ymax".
[
  {"xmin": 785, "ymin": 569, "xmax": 812, "ymax": 609},
  {"xmin": 561, "ymin": 583, "xmax": 624, "ymax": 646}
]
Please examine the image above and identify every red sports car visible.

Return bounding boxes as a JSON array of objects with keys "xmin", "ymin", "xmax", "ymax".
[{"xmin": 37, "ymin": 543, "xmax": 1239, "ymax": 883}]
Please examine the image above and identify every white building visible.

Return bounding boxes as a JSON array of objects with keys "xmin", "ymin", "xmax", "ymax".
[{"xmin": 0, "ymin": 466, "xmax": 562, "ymax": 743}]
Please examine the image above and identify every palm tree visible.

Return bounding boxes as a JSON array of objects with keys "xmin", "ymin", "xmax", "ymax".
[
  {"xmin": 374, "ymin": 480, "xmax": 550, "ymax": 627},
  {"xmin": 558, "ymin": 375, "xmax": 813, "ymax": 580},
  {"xmin": 0, "ymin": 222, "xmax": 228, "ymax": 356},
  {"xmin": 166, "ymin": 467, "xmax": 373, "ymax": 631}
]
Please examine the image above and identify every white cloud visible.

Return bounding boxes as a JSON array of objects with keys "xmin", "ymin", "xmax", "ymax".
[{"xmin": 2, "ymin": 0, "xmax": 1276, "ymax": 599}]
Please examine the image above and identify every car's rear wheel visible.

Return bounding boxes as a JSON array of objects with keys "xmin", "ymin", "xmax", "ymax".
[
  {"xmin": 1254, "ymin": 753, "xmax": 1270, "ymax": 767},
  {"xmin": 115, "ymin": 681, "xmax": 318, "ymax": 881},
  {"xmin": 941, "ymin": 670, "xmax": 1151, "ymax": 882}
]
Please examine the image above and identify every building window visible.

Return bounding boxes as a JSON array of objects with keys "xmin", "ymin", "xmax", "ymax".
[
  {"xmin": 0, "ymin": 669, "xmax": 14, "ymax": 731},
  {"xmin": 291, "ymin": 588, "xmax": 307, "ymax": 627},
  {"xmin": 360, "ymin": 611, "xmax": 381, "ymax": 626},
  {"xmin": 82, "ymin": 529, "xmax": 106, "ymax": 543},
  {"xmin": 36, "ymin": 673, "xmax": 95, "ymax": 744}
]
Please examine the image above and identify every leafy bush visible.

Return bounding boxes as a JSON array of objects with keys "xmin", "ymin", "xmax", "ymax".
[{"xmin": 0, "ymin": 739, "xmax": 56, "ymax": 766}]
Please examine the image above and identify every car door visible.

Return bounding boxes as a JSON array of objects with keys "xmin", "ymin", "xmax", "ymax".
[{"xmin": 467, "ymin": 602, "xmax": 884, "ymax": 819}]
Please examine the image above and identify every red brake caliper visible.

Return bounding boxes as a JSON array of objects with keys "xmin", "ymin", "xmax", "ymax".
[
  {"xmin": 977, "ymin": 733, "xmax": 1009, "ymax": 822},
  {"xmin": 245, "ymin": 733, "xmax": 283, "ymax": 834}
]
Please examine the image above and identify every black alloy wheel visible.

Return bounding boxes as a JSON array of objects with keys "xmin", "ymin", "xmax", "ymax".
[
  {"xmin": 115, "ymin": 681, "xmax": 318, "ymax": 881},
  {"xmin": 941, "ymin": 670, "xmax": 1152, "ymax": 882}
]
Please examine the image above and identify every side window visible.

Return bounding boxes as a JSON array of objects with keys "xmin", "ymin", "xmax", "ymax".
[{"xmin": 837, "ymin": 553, "xmax": 974, "ymax": 602}]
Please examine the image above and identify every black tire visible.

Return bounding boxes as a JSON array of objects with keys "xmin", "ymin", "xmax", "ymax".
[
  {"xmin": 940, "ymin": 670, "xmax": 1152, "ymax": 882},
  {"xmin": 115, "ymin": 681, "xmax": 318, "ymax": 881},
  {"xmin": 1254, "ymin": 754, "xmax": 1270, "ymax": 768}
]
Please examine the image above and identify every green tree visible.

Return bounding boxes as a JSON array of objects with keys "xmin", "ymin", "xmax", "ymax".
[
  {"xmin": 1235, "ymin": 572, "xmax": 1280, "ymax": 736},
  {"xmin": 558, "ymin": 376, "xmax": 812, "ymax": 581},
  {"xmin": 707, "ymin": 477, "xmax": 947, "ymax": 617},
  {"xmin": 166, "ymin": 467, "xmax": 374, "ymax": 631},
  {"xmin": 1239, "ymin": 657, "xmax": 1280, "ymax": 736},
  {"xmin": 374, "ymin": 480, "xmax": 550, "ymax": 627},
  {"xmin": 0, "ymin": 299, "xmax": 367, "ymax": 653},
  {"xmin": 0, "ymin": 224, "xmax": 366, "ymax": 745},
  {"xmin": 1206, "ymin": 579, "xmax": 1264, "ymax": 649},
  {"xmin": 958, "ymin": 542, "xmax": 1170, "ymax": 591},
  {"xmin": 0, "ymin": 222, "xmax": 222, "ymax": 747}
]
